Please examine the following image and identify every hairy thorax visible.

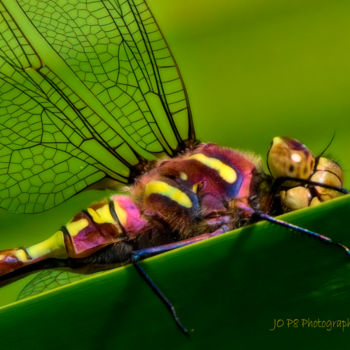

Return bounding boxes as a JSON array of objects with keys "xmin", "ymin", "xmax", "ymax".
[{"xmin": 130, "ymin": 143, "xmax": 265, "ymax": 243}]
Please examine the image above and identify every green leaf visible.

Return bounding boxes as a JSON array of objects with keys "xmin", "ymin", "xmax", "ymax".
[{"xmin": 0, "ymin": 195, "xmax": 349, "ymax": 349}]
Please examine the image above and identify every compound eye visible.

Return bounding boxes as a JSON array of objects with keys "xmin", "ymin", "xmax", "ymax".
[
  {"xmin": 315, "ymin": 157, "xmax": 344, "ymax": 183},
  {"xmin": 267, "ymin": 136, "xmax": 315, "ymax": 179},
  {"xmin": 310, "ymin": 157, "xmax": 344, "ymax": 201}
]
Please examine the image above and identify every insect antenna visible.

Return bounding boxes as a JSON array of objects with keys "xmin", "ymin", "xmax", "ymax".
[{"xmin": 316, "ymin": 132, "xmax": 336, "ymax": 160}]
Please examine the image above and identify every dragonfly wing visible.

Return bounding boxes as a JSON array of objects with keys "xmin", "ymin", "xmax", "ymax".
[
  {"xmin": 0, "ymin": 0, "xmax": 194, "ymax": 213},
  {"xmin": 17, "ymin": 270, "xmax": 86, "ymax": 300}
]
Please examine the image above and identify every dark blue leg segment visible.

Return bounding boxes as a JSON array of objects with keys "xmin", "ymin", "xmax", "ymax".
[
  {"xmin": 237, "ymin": 202, "xmax": 350, "ymax": 255},
  {"xmin": 131, "ymin": 225, "xmax": 230, "ymax": 336},
  {"xmin": 132, "ymin": 257, "xmax": 190, "ymax": 336},
  {"xmin": 257, "ymin": 212, "xmax": 350, "ymax": 255},
  {"xmin": 133, "ymin": 225, "xmax": 230, "ymax": 261}
]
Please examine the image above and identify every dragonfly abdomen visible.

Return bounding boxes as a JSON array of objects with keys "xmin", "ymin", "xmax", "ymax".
[{"xmin": 0, "ymin": 195, "xmax": 149, "ymax": 277}]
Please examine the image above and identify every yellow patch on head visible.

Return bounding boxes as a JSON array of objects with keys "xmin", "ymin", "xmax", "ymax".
[
  {"xmin": 66, "ymin": 219, "xmax": 89, "ymax": 237},
  {"xmin": 112, "ymin": 201, "xmax": 127, "ymax": 227},
  {"xmin": 87, "ymin": 204, "xmax": 115, "ymax": 225},
  {"xmin": 145, "ymin": 180, "xmax": 192, "ymax": 208},
  {"xmin": 272, "ymin": 137, "xmax": 283, "ymax": 145},
  {"xmin": 189, "ymin": 153, "xmax": 237, "ymax": 183}
]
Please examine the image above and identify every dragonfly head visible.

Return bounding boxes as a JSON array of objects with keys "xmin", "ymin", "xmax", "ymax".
[
  {"xmin": 267, "ymin": 136, "xmax": 315, "ymax": 180},
  {"xmin": 267, "ymin": 136, "xmax": 345, "ymax": 211}
]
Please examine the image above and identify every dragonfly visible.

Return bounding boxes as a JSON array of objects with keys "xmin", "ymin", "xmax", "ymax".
[{"xmin": 0, "ymin": 0, "xmax": 349, "ymax": 335}]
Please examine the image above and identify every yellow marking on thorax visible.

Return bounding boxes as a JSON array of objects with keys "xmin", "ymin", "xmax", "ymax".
[
  {"xmin": 66, "ymin": 218, "xmax": 89, "ymax": 237},
  {"xmin": 189, "ymin": 153, "xmax": 237, "ymax": 183},
  {"xmin": 87, "ymin": 204, "xmax": 115, "ymax": 225},
  {"xmin": 112, "ymin": 201, "xmax": 127, "ymax": 227},
  {"xmin": 180, "ymin": 172, "xmax": 188, "ymax": 180},
  {"xmin": 26, "ymin": 231, "xmax": 67, "ymax": 259},
  {"xmin": 145, "ymin": 180, "xmax": 192, "ymax": 208}
]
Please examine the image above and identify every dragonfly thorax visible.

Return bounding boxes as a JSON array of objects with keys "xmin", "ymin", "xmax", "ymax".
[{"xmin": 131, "ymin": 143, "xmax": 263, "ymax": 239}]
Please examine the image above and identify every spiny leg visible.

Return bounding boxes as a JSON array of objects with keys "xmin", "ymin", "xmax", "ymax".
[
  {"xmin": 237, "ymin": 202, "xmax": 350, "ymax": 255},
  {"xmin": 131, "ymin": 225, "xmax": 230, "ymax": 336},
  {"xmin": 132, "ymin": 226, "xmax": 229, "ymax": 261},
  {"xmin": 132, "ymin": 257, "xmax": 189, "ymax": 336},
  {"xmin": 256, "ymin": 211, "xmax": 350, "ymax": 255}
]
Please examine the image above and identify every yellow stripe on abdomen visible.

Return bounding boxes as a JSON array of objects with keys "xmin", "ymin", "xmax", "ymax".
[
  {"xmin": 189, "ymin": 153, "xmax": 237, "ymax": 183},
  {"xmin": 144, "ymin": 180, "xmax": 192, "ymax": 208},
  {"xmin": 26, "ymin": 230, "xmax": 67, "ymax": 260},
  {"xmin": 14, "ymin": 249, "xmax": 29, "ymax": 262}
]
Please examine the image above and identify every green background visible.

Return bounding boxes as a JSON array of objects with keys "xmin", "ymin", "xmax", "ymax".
[{"xmin": 1, "ymin": 0, "xmax": 350, "ymax": 348}]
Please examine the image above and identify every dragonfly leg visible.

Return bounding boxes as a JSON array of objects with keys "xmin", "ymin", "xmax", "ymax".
[
  {"xmin": 131, "ymin": 224, "xmax": 230, "ymax": 336},
  {"xmin": 237, "ymin": 202, "xmax": 350, "ymax": 256},
  {"xmin": 132, "ymin": 224, "xmax": 230, "ymax": 261},
  {"xmin": 256, "ymin": 211, "xmax": 350, "ymax": 255},
  {"xmin": 132, "ymin": 258, "xmax": 190, "ymax": 336}
]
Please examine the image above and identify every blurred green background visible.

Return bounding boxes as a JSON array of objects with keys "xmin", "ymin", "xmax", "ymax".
[{"xmin": 1, "ymin": 0, "xmax": 350, "ymax": 343}]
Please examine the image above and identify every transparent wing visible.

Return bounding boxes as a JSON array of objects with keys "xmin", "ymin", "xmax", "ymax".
[
  {"xmin": 17, "ymin": 270, "xmax": 86, "ymax": 300},
  {"xmin": 0, "ymin": 0, "xmax": 195, "ymax": 213}
]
